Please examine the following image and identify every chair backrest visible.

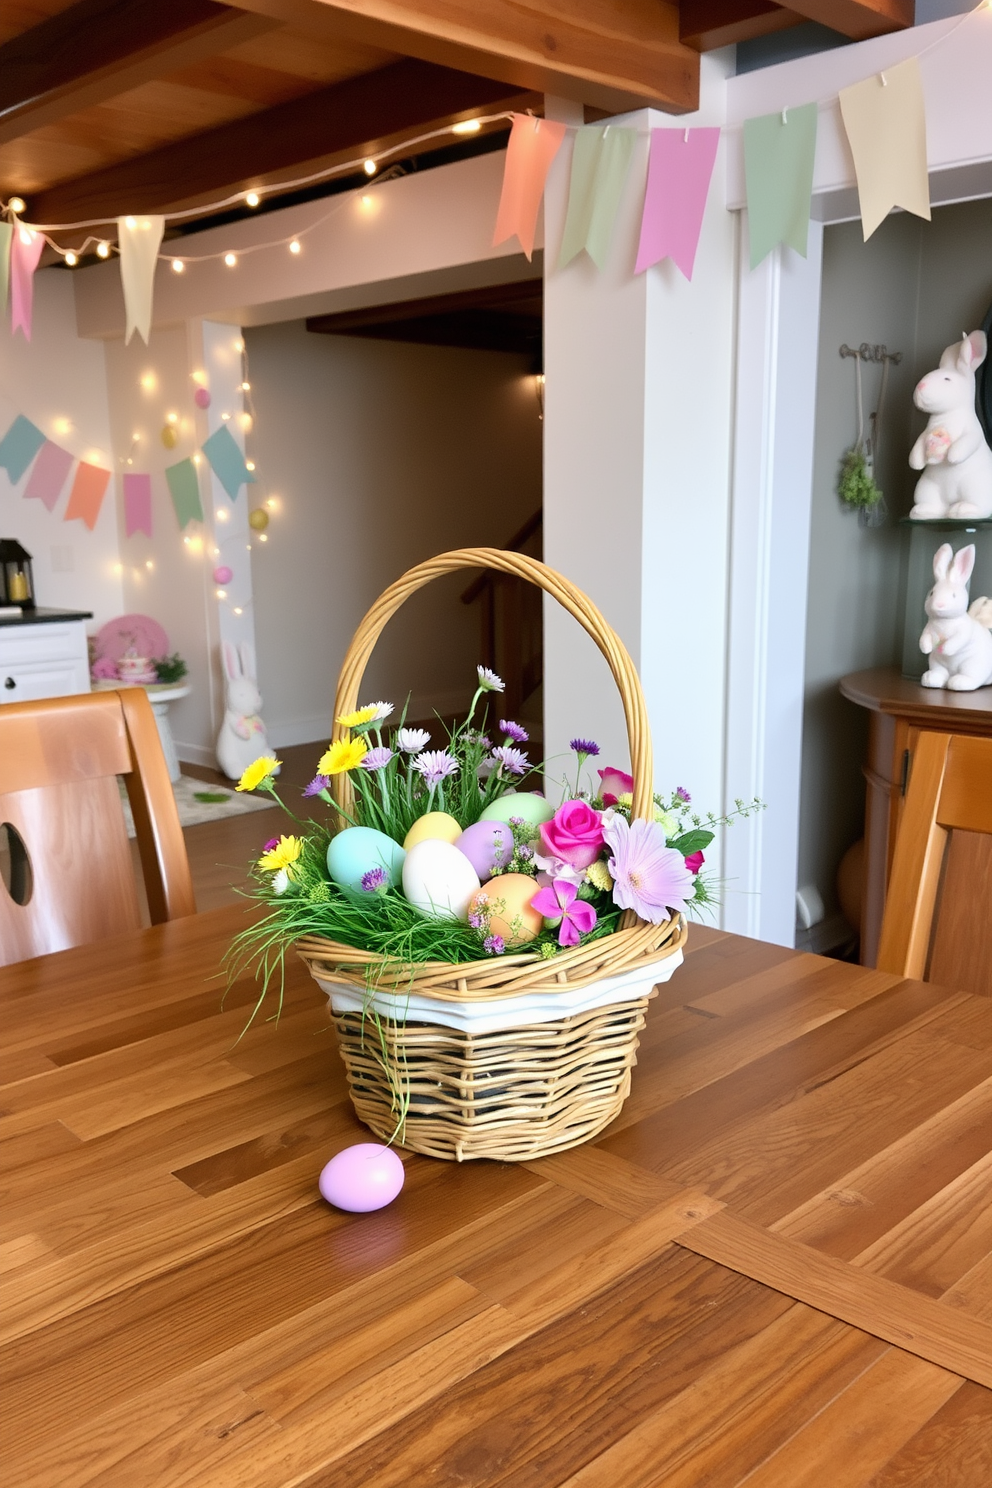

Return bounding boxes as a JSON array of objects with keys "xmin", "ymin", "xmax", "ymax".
[
  {"xmin": 877, "ymin": 730, "xmax": 992, "ymax": 994},
  {"xmin": 0, "ymin": 689, "xmax": 195, "ymax": 965}
]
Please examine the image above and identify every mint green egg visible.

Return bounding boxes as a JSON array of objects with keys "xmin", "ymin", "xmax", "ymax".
[
  {"xmin": 478, "ymin": 791, "xmax": 555, "ymax": 832},
  {"xmin": 326, "ymin": 826, "xmax": 405, "ymax": 898}
]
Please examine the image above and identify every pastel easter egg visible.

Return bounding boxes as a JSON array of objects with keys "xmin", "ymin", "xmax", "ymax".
[
  {"xmin": 249, "ymin": 507, "xmax": 269, "ymax": 532},
  {"xmin": 319, "ymin": 1143, "xmax": 405, "ymax": 1213},
  {"xmin": 193, "ymin": 386, "xmax": 211, "ymax": 409},
  {"xmin": 161, "ymin": 424, "xmax": 178, "ymax": 449},
  {"xmin": 326, "ymin": 826, "xmax": 405, "ymax": 897},
  {"xmin": 212, "ymin": 564, "xmax": 233, "ymax": 585},
  {"xmin": 455, "ymin": 819, "xmax": 514, "ymax": 882},
  {"xmin": 467, "ymin": 872, "xmax": 542, "ymax": 947},
  {"xmin": 403, "ymin": 811, "xmax": 462, "ymax": 851},
  {"xmin": 479, "ymin": 791, "xmax": 555, "ymax": 833},
  {"xmin": 402, "ymin": 838, "xmax": 480, "ymax": 921}
]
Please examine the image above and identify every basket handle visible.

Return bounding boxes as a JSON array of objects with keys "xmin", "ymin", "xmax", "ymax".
[{"xmin": 331, "ymin": 548, "xmax": 653, "ymax": 822}]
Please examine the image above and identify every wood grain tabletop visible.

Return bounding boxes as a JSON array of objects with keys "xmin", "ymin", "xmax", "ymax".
[{"xmin": 2, "ymin": 907, "xmax": 990, "ymax": 1487}]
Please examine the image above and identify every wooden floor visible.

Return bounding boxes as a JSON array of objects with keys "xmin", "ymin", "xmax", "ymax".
[{"xmin": 1, "ymin": 907, "xmax": 990, "ymax": 1486}]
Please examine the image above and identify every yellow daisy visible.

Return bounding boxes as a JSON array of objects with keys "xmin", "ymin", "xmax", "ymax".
[
  {"xmin": 236, "ymin": 756, "xmax": 281, "ymax": 792},
  {"xmin": 258, "ymin": 835, "xmax": 303, "ymax": 873},
  {"xmin": 318, "ymin": 737, "xmax": 368, "ymax": 775},
  {"xmin": 586, "ymin": 859, "xmax": 614, "ymax": 893},
  {"xmin": 336, "ymin": 705, "xmax": 378, "ymax": 728}
]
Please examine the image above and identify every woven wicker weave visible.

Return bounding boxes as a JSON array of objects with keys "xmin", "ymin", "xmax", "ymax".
[{"xmin": 297, "ymin": 548, "xmax": 687, "ymax": 1160}]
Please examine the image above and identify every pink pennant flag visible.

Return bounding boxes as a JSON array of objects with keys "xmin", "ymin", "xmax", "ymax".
[
  {"xmin": 123, "ymin": 472, "xmax": 152, "ymax": 537},
  {"xmin": 493, "ymin": 115, "xmax": 567, "ymax": 261},
  {"xmin": 10, "ymin": 227, "xmax": 45, "ymax": 339},
  {"xmin": 64, "ymin": 462, "xmax": 111, "ymax": 531},
  {"xmin": 635, "ymin": 128, "xmax": 720, "ymax": 280},
  {"xmin": 23, "ymin": 440, "xmax": 73, "ymax": 511}
]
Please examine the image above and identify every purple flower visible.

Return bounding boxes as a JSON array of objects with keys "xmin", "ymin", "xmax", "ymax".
[
  {"xmin": 468, "ymin": 911, "xmax": 485, "ymax": 930},
  {"xmin": 360, "ymin": 867, "xmax": 388, "ymax": 892},
  {"xmin": 499, "ymin": 720, "xmax": 529, "ymax": 744},
  {"xmin": 262, "ymin": 837, "xmax": 280, "ymax": 853},
  {"xmin": 603, "ymin": 813, "xmax": 695, "ymax": 922},
  {"xmin": 483, "ymin": 934, "xmax": 505, "ymax": 955},
  {"xmin": 530, "ymin": 878, "xmax": 598, "ymax": 947},
  {"xmin": 676, "ymin": 786, "xmax": 691, "ymax": 804},
  {"xmin": 412, "ymin": 749, "xmax": 460, "ymax": 786},
  {"xmin": 491, "ymin": 745, "xmax": 529, "ymax": 776},
  {"xmin": 360, "ymin": 746, "xmax": 394, "ymax": 772},
  {"xmin": 569, "ymin": 738, "xmax": 600, "ymax": 757},
  {"xmin": 303, "ymin": 774, "xmax": 330, "ymax": 797}
]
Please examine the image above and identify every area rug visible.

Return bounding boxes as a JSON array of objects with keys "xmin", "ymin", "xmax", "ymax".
[{"xmin": 120, "ymin": 774, "xmax": 277, "ymax": 838}]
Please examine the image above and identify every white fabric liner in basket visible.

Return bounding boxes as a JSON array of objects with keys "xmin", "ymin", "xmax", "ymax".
[{"xmin": 313, "ymin": 948, "xmax": 683, "ymax": 1035}]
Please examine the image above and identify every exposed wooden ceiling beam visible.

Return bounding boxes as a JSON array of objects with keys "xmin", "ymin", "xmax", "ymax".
[
  {"xmin": 217, "ymin": 0, "xmax": 700, "ymax": 114},
  {"xmin": 680, "ymin": 0, "xmax": 804, "ymax": 53},
  {"xmin": 0, "ymin": 0, "xmax": 278, "ymax": 146},
  {"xmin": 774, "ymin": 0, "xmax": 912, "ymax": 39},
  {"xmin": 27, "ymin": 59, "xmax": 536, "ymax": 226},
  {"xmin": 308, "ymin": 277, "xmax": 543, "ymax": 332}
]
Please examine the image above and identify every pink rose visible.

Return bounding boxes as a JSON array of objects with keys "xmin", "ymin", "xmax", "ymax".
[
  {"xmin": 597, "ymin": 765, "xmax": 634, "ymax": 807},
  {"xmin": 684, "ymin": 850, "xmax": 705, "ymax": 875},
  {"xmin": 539, "ymin": 799, "xmax": 604, "ymax": 870}
]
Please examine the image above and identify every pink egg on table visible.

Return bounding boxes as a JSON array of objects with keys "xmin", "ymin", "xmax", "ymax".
[
  {"xmin": 212, "ymin": 565, "xmax": 233, "ymax": 585},
  {"xmin": 194, "ymin": 386, "xmax": 211, "ymax": 409},
  {"xmin": 318, "ymin": 1143, "xmax": 405, "ymax": 1212},
  {"xmin": 455, "ymin": 819, "xmax": 514, "ymax": 881}
]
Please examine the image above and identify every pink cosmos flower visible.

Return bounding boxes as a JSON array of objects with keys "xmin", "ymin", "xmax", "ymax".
[
  {"xmin": 598, "ymin": 765, "xmax": 634, "ymax": 807},
  {"xmin": 530, "ymin": 878, "xmax": 597, "ymax": 947},
  {"xmin": 603, "ymin": 813, "xmax": 695, "ymax": 922},
  {"xmin": 539, "ymin": 799, "xmax": 604, "ymax": 870}
]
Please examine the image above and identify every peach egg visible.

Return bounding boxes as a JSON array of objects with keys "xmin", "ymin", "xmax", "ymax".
[{"xmin": 468, "ymin": 873, "xmax": 542, "ymax": 947}]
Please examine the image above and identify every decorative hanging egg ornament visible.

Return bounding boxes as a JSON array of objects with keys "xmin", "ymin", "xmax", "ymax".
[
  {"xmin": 248, "ymin": 507, "xmax": 269, "ymax": 532},
  {"xmin": 212, "ymin": 565, "xmax": 233, "ymax": 585},
  {"xmin": 319, "ymin": 1144, "xmax": 405, "ymax": 1213},
  {"xmin": 193, "ymin": 386, "xmax": 211, "ymax": 409},
  {"xmin": 161, "ymin": 424, "xmax": 178, "ymax": 449}
]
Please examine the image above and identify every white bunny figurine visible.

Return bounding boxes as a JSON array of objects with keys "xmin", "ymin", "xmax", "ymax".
[
  {"xmin": 919, "ymin": 543, "xmax": 992, "ymax": 691},
  {"xmin": 216, "ymin": 640, "xmax": 276, "ymax": 779},
  {"xmin": 909, "ymin": 330, "xmax": 992, "ymax": 520}
]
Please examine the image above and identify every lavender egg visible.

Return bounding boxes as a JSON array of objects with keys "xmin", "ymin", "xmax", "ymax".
[
  {"xmin": 318, "ymin": 1144, "xmax": 405, "ymax": 1213},
  {"xmin": 455, "ymin": 819, "xmax": 514, "ymax": 882}
]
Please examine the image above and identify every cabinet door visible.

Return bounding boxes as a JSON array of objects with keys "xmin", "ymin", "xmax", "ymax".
[{"xmin": 1, "ymin": 659, "xmax": 90, "ymax": 703}]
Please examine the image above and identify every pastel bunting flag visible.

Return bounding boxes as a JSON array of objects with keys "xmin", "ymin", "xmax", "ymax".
[
  {"xmin": 839, "ymin": 58, "xmax": 930, "ymax": 241},
  {"xmin": 63, "ymin": 462, "xmax": 111, "ymax": 531},
  {"xmin": 118, "ymin": 215, "xmax": 165, "ymax": 344},
  {"xmin": 165, "ymin": 458, "xmax": 203, "ymax": 529},
  {"xmin": 23, "ymin": 440, "xmax": 73, "ymax": 511},
  {"xmin": 10, "ymin": 226, "xmax": 46, "ymax": 339},
  {"xmin": 202, "ymin": 424, "xmax": 256, "ymax": 500},
  {"xmin": 0, "ymin": 222, "xmax": 11, "ymax": 316},
  {"xmin": 743, "ymin": 103, "xmax": 818, "ymax": 269},
  {"xmin": 0, "ymin": 414, "xmax": 46, "ymax": 483},
  {"xmin": 124, "ymin": 472, "xmax": 153, "ymax": 537},
  {"xmin": 493, "ymin": 114, "xmax": 567, "ymax": 261},
  {"xmin": 558, "ymin": 127, "xmax": 637, "ymax": 271},
  {"xmin": 635, "ymin": 128, "xmax": 720, "ymax": 279}
]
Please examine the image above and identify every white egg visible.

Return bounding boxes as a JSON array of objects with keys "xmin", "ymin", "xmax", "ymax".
[{"xmin": 402, "ymin": 838, "xmax": 481, "ymax": 921}]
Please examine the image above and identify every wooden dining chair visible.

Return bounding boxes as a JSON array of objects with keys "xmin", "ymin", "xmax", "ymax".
[
  {"xmin": 0, "ymin": 689, "xmax": 196, "ymax": 966},
  {"xmin": 877, "ymin": 730, "xmax": 992, "ymax": 995}
]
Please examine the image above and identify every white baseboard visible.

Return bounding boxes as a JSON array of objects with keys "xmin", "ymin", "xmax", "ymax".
[{"xmin": 175, "ymin": 740, "xmax": 221, "ymax": 768}]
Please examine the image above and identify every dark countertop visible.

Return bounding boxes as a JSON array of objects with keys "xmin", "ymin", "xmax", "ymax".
[{"xmin": 0, "ymin": 606, "xmax": 93, "ymax": 628}]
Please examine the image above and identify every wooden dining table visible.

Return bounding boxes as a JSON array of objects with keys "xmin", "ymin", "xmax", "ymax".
[{"xmin": 2, "ymin": 905, "xmax": 991, "ymax": 1487}]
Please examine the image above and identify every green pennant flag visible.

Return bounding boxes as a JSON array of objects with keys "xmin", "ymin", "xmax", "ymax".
[
  {"xmin": 0, "ymin": 414, "xmax": 46, "ymax": 483},
  {"xmin": 0, "ymin": 222, "xmax": 11, "ymax": 316},
  {"xmin": 201, "ymin": 423, "xmax": 256, "ymax": 500},
  {"xmin": 558, "ymin": 126, "xmax": 637, "ymax": 271},
  {"xmin": 165, "ymin": 458, "xmax": 203, "ymax": 529},
  {"xmin": 743, "ymin": 103, "xmax": 818, "ymax": 270}
]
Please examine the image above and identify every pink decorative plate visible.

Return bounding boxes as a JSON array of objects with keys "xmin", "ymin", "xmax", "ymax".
[{"xmin": 93, "ymin": 614, "xmax": 170, "ymax": 663}]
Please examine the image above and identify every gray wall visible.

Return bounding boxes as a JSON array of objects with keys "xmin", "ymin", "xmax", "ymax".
[{"xmin": 798, "ymin": 197, "xmax": 992, "ymax": 922}]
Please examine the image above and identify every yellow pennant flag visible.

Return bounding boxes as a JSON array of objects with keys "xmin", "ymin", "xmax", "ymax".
[{"xmin": 839, "ymin": 57, "xmax": 930, "ymax": 242}]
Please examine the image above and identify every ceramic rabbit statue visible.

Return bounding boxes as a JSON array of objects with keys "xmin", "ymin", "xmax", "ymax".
[
  {"xmin": 216, "ymin": 640, "xmax": 275, "ymax": 779},
  {"xmin": 909, "ymin": 330, "xmax": 992, "ymax": 519},
  {"xmin": 920, "ymin": 543, "xmax": 992, "ymax": 691}
]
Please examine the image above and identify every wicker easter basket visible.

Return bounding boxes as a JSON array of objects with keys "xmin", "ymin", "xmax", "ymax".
[{"xmin": 296, "ymin": 548, "xmax": 687, "ymax": 1161}]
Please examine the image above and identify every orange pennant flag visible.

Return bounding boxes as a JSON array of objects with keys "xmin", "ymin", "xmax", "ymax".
[
  {"xmin": 63, "ymin": 462, "xmax": 111, "ymax": 530},
  {"xmin": 493, "ymin": 115, "xmax": 567, "ymax": 261}
]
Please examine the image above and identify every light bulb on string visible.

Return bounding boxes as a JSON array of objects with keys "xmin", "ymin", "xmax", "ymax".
[
  {"xmin": 245, "ymin": 460, "xmax": 256, "ymax": 472},
  {"xmin": 452, "ymin": 119, "xmax": 481, "ymax": 135},
  {"xmin": 363, "ymin": 159, "xmax": 377, "ymax": 175},
  {"xmin": 224, "ymin": 252, "xmax": 237, "ymax": 268},
  {"xmin": 64, "ymin": 251, "xmax": 78, "ymax": 267},
  {"xmin": 245, "ymin": 191, "xmax": 260, "ymax": 207},
  {"xmin": 125, "ymin": 215, "xmax": 136, "ymax": 230},
  {"xmin": 289, "ymin": 239, "xmax": 301, "ymax": 254},
  {"xmin": 8, "ymin": 197, "xmax": 26, "ymax": 214},
  {"xmin": 96, "ymin": 241, "xmax": 110, "ymax": 258},
  {"xmin": 171, "ymin": 259, "xmax": 184, "ymax": 273}
]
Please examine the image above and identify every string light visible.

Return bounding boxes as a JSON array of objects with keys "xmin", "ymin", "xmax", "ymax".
[
  {"xmin": 125, "ymin": 215, "xmax": 136, "ymax": 229},
  {"xmin": 221, "ymin": 411, "xmax": 231, "ymax": 421},
  {"xmin": 8, "ymin": 196, "xmax": 26, "ymax": 214},
  {"xmin": 233, "ymin": 607, "xmax": 243, "ymax": 615},
  {"xmin": 363, "ymin": 159, "xmax": 377, "ymax": 175},
  {"xmin": 145, "ymin": 559, "xmax": 154, "ymax": 570},
  {"xmin": 166, "ymin": 411, "xmax": 178, "ymax": 424},
  {"xmin": 451, "ymin": 119, "xmax": 481, "ymax": 135},
  {"xmin": 245, "ymin": 191, "xmax": 260, "ymax": 207},
  {"xmin": 96, "ymin": 241, "xmax": 110, "ymax": 258},
  {"xmin": 245, "ymin": 459, "xmax": 256, "ymax": 471},
  {"xmin": 224, "ymin": 252, "xmax": 237, "ymax": 267},
  {"xmin": 216, "ymin": 588, "xmax": 227, "ymax": 599},
  {"xmin": 216, "ymin": 507, "xmax": 229, "ymax": 522},
  {"xmin": 64, "ymin": 250, "xmax": 78, "ymax": 266},
  {"xmin": 289, "ymin": 239, "xmax": 301, "ymax": 254},
  {"xmin": 171, "ymin": 258, "xmax": 184, "ymax": 273},
  {"xmin": 192, "ymin": 453, "xmax": 202, "ymax": 464},
  {"xmin": 240, "ymin": 381, "xmax": 251, "ymax": 391}
]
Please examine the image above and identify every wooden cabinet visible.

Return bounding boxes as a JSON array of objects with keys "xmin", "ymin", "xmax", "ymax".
[
  {"xmin": 0, "ymin": 609, "xmax": 92, "ymax": 705},
  {"xmin": 840, "ymin": 667, "xmax": 992, "ymax": 966}
]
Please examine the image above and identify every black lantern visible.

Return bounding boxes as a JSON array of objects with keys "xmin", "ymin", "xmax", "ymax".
[{"xmin": 0, "ymin": 540, "xmax": 35, "ymax": 609}]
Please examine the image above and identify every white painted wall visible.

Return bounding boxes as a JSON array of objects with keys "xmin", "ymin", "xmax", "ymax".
[
  {"xmin": 243, "ymin": 321, "xmax": 543, "ymax": 749},
  {"xmin": 0, "ymin": 268, "xmax": 121, "ymax": 628}
]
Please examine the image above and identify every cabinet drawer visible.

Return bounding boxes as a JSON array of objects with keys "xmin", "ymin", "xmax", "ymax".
[
  {"xmin": 1, "ymin": 659, "xmax": 91, "ymax": 702},
  {"xmin": 0, "ymin": 623, "xmax": 87, "ymax": 667}
]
